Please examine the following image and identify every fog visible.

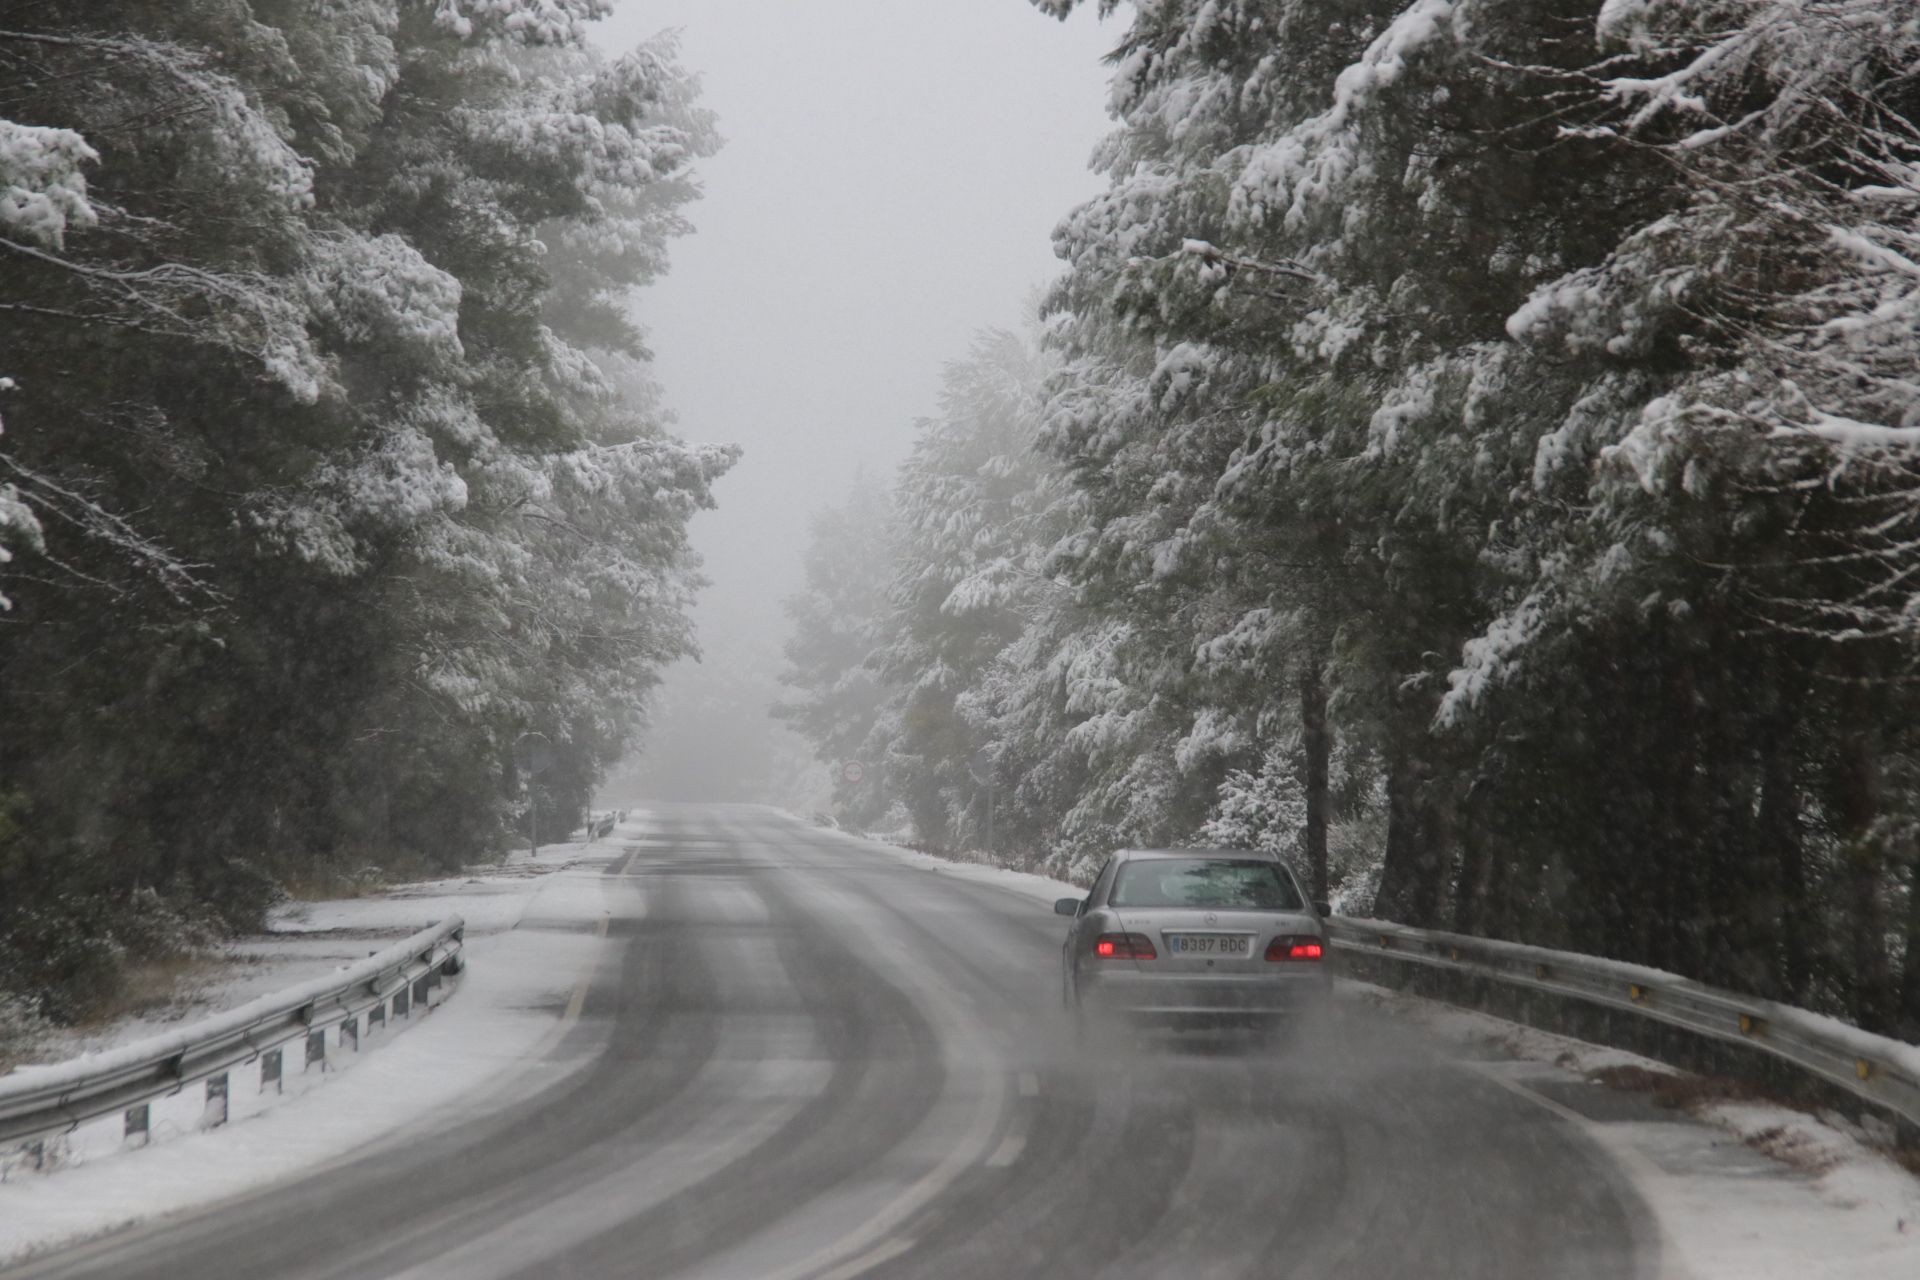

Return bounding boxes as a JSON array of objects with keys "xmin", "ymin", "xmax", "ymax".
[{"xmin": 591, "ymin": 1, "xmax": 1115, "ymax": 803}]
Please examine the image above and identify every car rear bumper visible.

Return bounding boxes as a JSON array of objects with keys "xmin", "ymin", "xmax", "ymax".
[{"xmin": 1078, "ymin": 968, "xmax": 1330, "ymax": 1020}]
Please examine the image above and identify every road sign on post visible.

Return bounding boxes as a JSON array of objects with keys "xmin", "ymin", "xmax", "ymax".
[
  {"xmin": 513, "ymin": 733, "xmax": 554, "ymax": 859},
  {"xmin": 841, "ymin": 760, "xmax": 865, "ymax": 786}
]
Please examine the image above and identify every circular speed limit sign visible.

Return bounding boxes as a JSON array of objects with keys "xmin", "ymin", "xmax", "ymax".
[{"xmin": 841, "ymin": 760, "xmax": 866, "ymax": 785}]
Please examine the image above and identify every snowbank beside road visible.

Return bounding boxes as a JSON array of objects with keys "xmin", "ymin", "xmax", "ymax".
[
  {"xmin": 0, "ymin": 828, "xmax": 635, "ymax": 1267},
  {"xmin": 1357, "ymin": 981, "xmax": 1920, "ymax": 1280},
  {"xmin": 17, "ymin": 861, "xmax": 590, "ymax": 1071}
]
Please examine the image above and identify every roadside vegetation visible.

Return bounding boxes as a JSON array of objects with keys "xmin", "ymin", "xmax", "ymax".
[
  {"xmin": 777, "ymin": 0, "xmax": 1920, "ymax": 1039},
  {"xmin": 0, "ymin": 1, "xmax": 731, "ymax": 1029}
]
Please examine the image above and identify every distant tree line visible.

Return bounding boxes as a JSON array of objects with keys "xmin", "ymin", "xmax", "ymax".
[
  {"xmin": 777, "ymin": 0, "xmax": 1920, "ymax": 1037},
  {"xmin": 0, "ymin": 0, "xmax": 732, "ymax": 1021}
]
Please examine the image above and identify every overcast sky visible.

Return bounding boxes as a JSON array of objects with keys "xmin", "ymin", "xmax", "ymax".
[{"xmin": 592, "ymin": 1, "xmax": 1118, "ymax": 796}]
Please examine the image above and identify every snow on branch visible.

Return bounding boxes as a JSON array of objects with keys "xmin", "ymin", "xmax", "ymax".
[
  {"xmin": 427, "ymin": 0, "xmax": 611, "ymax": 45},
  {"xmin": 305, "ymin": 233, "xmax": 464, "ymax": 362},
  {"xmin": 0, "ymin": 448, "xmax": 218, "ymax": 607},
  {"xmin": 0, "ymin": 235, "xmax": 326, "ymax": 402},
  {"xmin": 0, "ymin": 30, "xmax": 315, "ymax": 215},
  {"xmin": 0, "ymin": 384, "xmax": 43, "ymax": 612},
  {"xmin": 0, "ymin": 118, "xmax": 96, "ymax": 249},
  {"xmin": 1228, "ymin": 0, "xmax": 1455, "ymax": 235}
]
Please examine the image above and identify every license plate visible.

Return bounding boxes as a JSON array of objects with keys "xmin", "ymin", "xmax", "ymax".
[{"xmin": 1166, "ymin": 934, "xmax": 1252, "ymax": 956}]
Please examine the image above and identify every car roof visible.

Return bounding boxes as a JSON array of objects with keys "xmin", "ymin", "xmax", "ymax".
[{"xmin": 1114, "ymin": 847, "xmax": 1284, "ymax": 862}]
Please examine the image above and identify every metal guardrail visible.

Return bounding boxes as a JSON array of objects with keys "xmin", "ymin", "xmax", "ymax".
[
  {"xmin": 0, "ymin": 916, "xmax": 465, "ymax": 1153},
  {"xmin": 1327, "ymin": 916, "xmax": 1920, "ymax": 1129}
]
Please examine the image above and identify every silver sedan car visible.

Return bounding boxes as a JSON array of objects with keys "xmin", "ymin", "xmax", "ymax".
[{"xmin": 1056, "ymin": 849, "xmax": 1331, "ymax": 1030}]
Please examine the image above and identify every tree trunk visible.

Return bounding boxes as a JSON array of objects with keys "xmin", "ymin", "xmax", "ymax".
[
  {"xmin": 1898, "ymin": 848, "xmax": 1920, "ymax": 1040},
  {"xmin": 1698, "ymin": 726, "xmax": 1756, "ymax": 993},
  {"xmin": 1757, "ymin": 719, "xmax": 1805, "ymax": 1002},
  {"xmin": 1653, "ymin": 648, "xmax": 1710, "ymax": 978},
  {"xmin": 1452, "ymin": 780, "xmax": 1487, "ymax": 936},
  {"xmin": 1375, "ymin": 735, "xmax": 1448, "ymax": 927},
  {"xmin": 1300, "ymin": 657, "xmax": 1331, "ymax": 904},
  {"xmin": 1849, "ymin": 849, "xmax": 1894, "ymax": 1032},
  {"xmin": 1834, "ymin": 730, "xmax": 1895, "ymax": 1032},
  {"xmin": 1418, "ymin": 772, "xmax": 1456, "ymax": 927}
]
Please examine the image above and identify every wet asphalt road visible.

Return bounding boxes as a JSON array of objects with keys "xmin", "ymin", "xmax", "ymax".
[{"xmin": 9, "ymin": 806, "xmax": 1660, "ymax": 1279}]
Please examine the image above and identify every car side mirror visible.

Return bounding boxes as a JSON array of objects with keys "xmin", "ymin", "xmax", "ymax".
[
  {"xmin": 1054, "ymin": 897, "xmax": 1084, "ymax": 917},
  {"xmin": 1314, "ymin": 899, "xmax": 1331, "ymax": 919}
]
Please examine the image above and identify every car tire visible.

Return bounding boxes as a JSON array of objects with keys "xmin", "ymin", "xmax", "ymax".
[{"xmin": 1062, "ymin": 973, "xmax": 1094, "ymax": 1045}]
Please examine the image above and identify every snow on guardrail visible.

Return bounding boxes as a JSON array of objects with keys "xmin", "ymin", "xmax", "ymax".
[
  {"xmin": 0, "ymin": 915, "xmax": 465, "ymax": 1153},
  {"xmin": 1326, "ymin": 915, "xmax": 1920, "ymax": 1130}
]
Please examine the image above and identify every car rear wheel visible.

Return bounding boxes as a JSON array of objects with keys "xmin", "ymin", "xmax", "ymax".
[{"xmin": 1062, "ymin": 972, "xmax": 1095, "ymax": 1043}]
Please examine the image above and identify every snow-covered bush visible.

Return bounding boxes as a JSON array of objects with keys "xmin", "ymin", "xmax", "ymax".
[
  {"xmin": 1327, "ymin": 814, "xmax": 1386, "ymax": 917},
  {"xmin": 0, "ymin": 991, "xmax": 48, "ymax": 1070},
  {"xmin": 1197, "ymin": 747, "xmax": 1306, "ymax": 859}
]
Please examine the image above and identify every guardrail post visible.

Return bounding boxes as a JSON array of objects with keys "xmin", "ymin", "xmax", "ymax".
[
  {"xmin": 412, "ymin": 975, "xmax": 430, "ymax": 1009},
  {"xmin": 340, "ymin": 1014, "xmax": 359, "ymax": 1053},
  {"xmin": 261, "ymin": 1047, "xmax": 283, "ymax": 1094},
  {"xmin": 305, "ymin": 1028, "xmax": 326, "ymax": 1072},
  {"xmin": 394, "ymin": 986, "xmax": 411, "ymax": 1019},
  {"xmin": 26, "ymin": 1140, "xmax": 44, "ymax": 1170},
  {"xmin": 368, "ymin": 1001, "xmax": 386, "ymax": 1033},
  {"xmin": 204, "ymin": 1073, "xmax": 229, "ymax": 1128},
  {"xmin": 125, "ymin": 1104, "xmax": 150, "ymax": 1147}
]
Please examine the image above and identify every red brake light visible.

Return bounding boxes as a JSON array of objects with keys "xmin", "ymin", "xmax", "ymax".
[
  {"xmin": 1093, "ymin": 933, "xmax": 1157, "ymax": 960},
  {"xmin": 1266, "ymin": 935, "xmax": 1325, "ymax": 962}
]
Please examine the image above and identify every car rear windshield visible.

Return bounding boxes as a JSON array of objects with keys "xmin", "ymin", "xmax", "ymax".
[{"xmin": 1109, "ymin": 858, "xmax": 1304, "ymax": 911}]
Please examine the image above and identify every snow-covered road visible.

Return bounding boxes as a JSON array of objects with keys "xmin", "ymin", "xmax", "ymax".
[{"xmin": 3, "ymin": 806, "xmax": 1915, "ymax": 1279}]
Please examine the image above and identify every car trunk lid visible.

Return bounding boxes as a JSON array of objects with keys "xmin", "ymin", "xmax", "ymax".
[{"xmin": 1113, "ymin": 908, "xmax": 1320, "ymax": 974}]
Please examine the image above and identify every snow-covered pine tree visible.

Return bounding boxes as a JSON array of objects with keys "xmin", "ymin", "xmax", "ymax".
[
  {"xmin": 1022, "ymin": 0, "xmax": 1920, "ymax": 1031},
  {"xmin": 773, "ymin": 477, "xmax": 899, "ymax": 831},
  {"xmin": 0, "ymin": 0, "xmax": 732, "ymax": 1017},
  {"xmin": 873, "ymin": 328, "xmax": 1074, "ymax": 856}
]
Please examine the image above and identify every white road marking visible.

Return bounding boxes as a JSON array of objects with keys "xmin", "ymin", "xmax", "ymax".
[
  {"xmin": 383, "ymin": 1031, "xmax": 829, "ymax": 1279},
  {"xmin": 986, "ymin": 1131, "xmax": 1027, "ymax": 1169},
  {"xmin": 716, "ymin": 830, "xmax": 1013, "ymax": 1280},
  {"xmin": 814, "ymin": 1236, "xmax": 917, "ymax": 1280}
]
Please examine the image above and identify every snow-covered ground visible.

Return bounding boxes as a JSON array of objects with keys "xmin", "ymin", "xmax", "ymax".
[
  {"xmin": 809, "ymin": 812, "xmax": 1920, "ymax": 1280},
  {"xmin": 0, "ymin": 822, "xmax": 640, "ymax": 1266}
]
